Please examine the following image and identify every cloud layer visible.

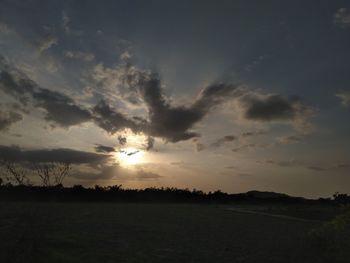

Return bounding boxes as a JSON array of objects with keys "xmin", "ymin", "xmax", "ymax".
[
  {"xmin": 0, "ymin": 55, "xmax": 315, "ymax": 143},
  {"xmin": 0, "ymin": 145, "xmax": 110, "ymax": 164}
]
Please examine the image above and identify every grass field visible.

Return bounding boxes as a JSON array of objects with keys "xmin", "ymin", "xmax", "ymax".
[{"xmin": 0, "ymin": 202, "xmax": 342, "ymax": 263}]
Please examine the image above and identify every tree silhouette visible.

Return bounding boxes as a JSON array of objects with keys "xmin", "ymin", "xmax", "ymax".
[
  {"xmin": 0, "ymin": 160, "xmax": 31, "ymax": 185},
  {"xmin": 34, "ymin": 162, "xmax": 71, "ymax": 187}
]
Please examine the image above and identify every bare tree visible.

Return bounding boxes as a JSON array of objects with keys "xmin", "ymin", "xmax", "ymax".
[
  {"xmin": 0, "ymin": 160, "xmax": 31, "ymax": 185},
  {"xmin": 34, "ymin": 162, "xmax": 71, "ymax": 187},
  {"xmin": 52, "ymin": 162, "xmax": 71, "ymax": 186}
]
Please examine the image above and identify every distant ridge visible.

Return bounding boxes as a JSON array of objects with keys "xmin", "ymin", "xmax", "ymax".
[{"xmin": 245, "ymin": 190, "xmax": 294, "ymax": 199}]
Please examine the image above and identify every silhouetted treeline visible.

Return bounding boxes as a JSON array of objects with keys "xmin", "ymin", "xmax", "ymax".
[{"xmin": 0, "ymin": 183, "xmax": 342, "ymax": 204}]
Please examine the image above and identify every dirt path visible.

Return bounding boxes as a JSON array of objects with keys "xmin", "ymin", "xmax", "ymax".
[{"xmin": 225, "ymin": 207, "xmax": 322, "ymax": 223}]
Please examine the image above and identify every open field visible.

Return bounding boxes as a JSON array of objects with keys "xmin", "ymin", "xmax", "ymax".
[{"xmin": 0, "ymin": 202, "xmax": 344, "ymax": 263}]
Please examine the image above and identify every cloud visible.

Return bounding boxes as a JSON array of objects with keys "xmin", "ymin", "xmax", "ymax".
[
  {"xmin": 0, "ymin": 145, "xmax": 110, "ymax": 164},
  {"xmin": 37, "ymin": 33, "xmax": 58, "ymax": 52},
  {"xmin": 144, "ymin": 136, "xmax": 155, "ymax": 151},
  {"xmin": 236, "ymin": 92, "xmax": 315, "ymax": 134},
  {"xmin": 89, "ymin": 60, "xmax": 316, "ymax": 141},
  {"xmin": 70, "ymin": 163, "xmax": 118, "ymax": 180},
  {"xmin": 0, "ymin": 56, "xmax": 92, "ymax": 127},
  {"xmin": 91, "ymin": 63, "xmax": 244, "ymax": 142},
  {"xmin": 336, "ymin": 91, "xmax": 350, "ymax": 106},
  {"xmin": 64, "ymin": 51, "xmax": 95, "ymax": 62},
  {"xmin": 94, "ymin": 144, "xmax": 115, "ymax": 153},
  {"xmin": 241, "ymin": 130, "xmax": 266, "ymax": 137},
  {"xmin": 195, "ymin": 143, "xmax": 206, "ymax": 152},
  {"xmin": 120, "ymin": 50, "xmax": 133, "ymax": 62},
  {"xmin": 62, "ymin": 11, "xmax": 70, "ymax": 33},
  {"xmin": 211, "ymin": 135, "xmax": 236, "ymax": 148},
  {"xmin": 307, "ymin": 166, "xmax": 327, "ymax": 172},
  {"xmin": 91, "ymin": 63, "xmax": 142, "ymax": 105},
  {"xmin": 1, "ymin": 56, "xmax": 315, "ymax": 143},
  {"xmin": 77, "ymin": 165, "xmax": 161, "ymax": 181},
  {"xmin": 276, "ymin": 135, "xmax": 302, "ymax": 145},
  {"xmin": 117, "ymin": 135, "xmax": 127, "ymax": 146},
  {"xmin": 261, "ymin": 158, "xmax": 350, "ymax": 172},
  {"xmin": 305, "ymin": 163, "xmax": 350, "ymax": 172},
  {"xmin": 261, "ymin": 159, "xmax": 304, "ymax": 167},
  {"xmin": 92, "ymin": 99, "xmax": 143, "ymax": 134},
  {"xmin": 134, "ymin": 169, "xmax": 161, "ymax": 179},
  {"xmin": 334, "ymin": 163, "xmax": 350, "ymax": 169},
  {"xmin": 334, "ymin": 8, "xmax": 350, "ymax": 27},
  {"xmin": 237, "ymin": 173, "xmax": 253, "ymax": 177},
  {"xmin": 232, "ymin": 143, "xmax": 257, "ymax": 152},
  {"xmin": 125, "ymin": 67, "xmax": 242, "ymax": 142},
  {"xmin": 0, "ymin": 22, "xmax": 11, "ymax": 34},
  {"xmin": 33, "ymin": 88, "xmax": 92, "ymax": 127},
  {"xmin": 238, "ymin": 93, "xmax": 306, "ymax": 121},
  {"xmin": 0, "ymin": 109, "xmax": 22, "ymax": 132}
]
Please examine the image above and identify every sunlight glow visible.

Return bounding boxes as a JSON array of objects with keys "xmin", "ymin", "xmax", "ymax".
[{"xmin": 117, "ymin": 147, "xmax": 144, "ymax": 166}]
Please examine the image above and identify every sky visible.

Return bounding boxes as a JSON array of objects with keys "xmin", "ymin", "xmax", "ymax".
[{"xmin": 0, "ymin": 0, "xmax": 349, "ymax": 198}]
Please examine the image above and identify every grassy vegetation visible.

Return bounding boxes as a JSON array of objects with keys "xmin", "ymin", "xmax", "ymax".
[
  {"xmin": 308, "ymin": 206, "xmax": 350, "ymax": 262},
  {"xmin": 1, "ymin": 202, "xmax": 343, "ymax": 263}
]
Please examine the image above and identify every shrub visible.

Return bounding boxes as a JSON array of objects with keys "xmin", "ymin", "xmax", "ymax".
[{"xmin": 309, "ymin": 206, "xmax": 350, "ymax": 262}]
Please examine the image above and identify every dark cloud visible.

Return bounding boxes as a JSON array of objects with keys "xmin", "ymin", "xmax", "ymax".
[
  {"xmin": 94, "ymin": 144, "xmax": 115, "ymax": 153},
  {"xmin": 238, "ymin": 93, "xmax": 306, "ymax": 122},
  {"xmin": 195, "ymin": 143, "xmax": 206, "ymax": 152},
  {"xmin": 170, "ymin": 161, "xmax": 185, "ymax": 166},
  {"xmin": 0, "ymin": 58, "xmax": 33, "ymax": 105},
  {"xmin": 276, "ymin": 135, "xmax": 303, "ymax": 145},
  {"xmin": 119, "ymin": 66, "xmax": 241, "ymax": 142},
  {"xmin": 334, "ymin": 163, "xmax": 350, "ymax": 169},
  {"xmin": 307, "ymin": 166, "xmax": 328, "ymax": 172},
  {"xmin": 79, "ymin": 165, "xmax": 161, "ymax": 181},
  {"xmin": 0, "ymin": 56, "xmax": 92, "ymax": 127},
  {"xmin": 117, "ymin": 135, "xmax": 127, "ymax": 146},
  {"xmin": 241, "ymin": 130, "xmax": 266, "ymax": 137},
  {"xmin": 70, "ymin": 164, "xmax": 119, "ymax": 180},
  {"xmin": 211, "ymin": 135, "xmax": 236, "ymax": 148},
  {"xmin": 0, "ymin": 145, "xmax": 110, "ymax": 164},
  {"xmin": 0, "ymin": 110, "xmax": 22, "ymax": 131},
  {"xmin": 262, "ymin": 159, "xmax": 350, "ymax": 172},
  {"xmin": 117, "ymin": 65, "xmax": 314, "ymax": 141},
  {"xmin": 134, "ymin": 169, "xmax": 161, "ymax": 180},
  {"xmin": 232, "ymin": 143, "xmax": 257, "ymax": 152},
  {"xmin": 144, "ymin": 136, "xmax": 155, "ymax": 151},
  {"xmin": 92, "ymin": 99, "xmax": 143, "ymax": 134},
  {"xmin": 237, "ymin": 173, "xmax": 253, "ymax": 177},
  {"xmin": 1, "ymin": 56, "xmax": 314, "ymax": 143},
  {"xmin": 262, "ymin": 159, "xmax": 304, "ymax": 167},
  {"xmin": 32, "ymin": 88, "xmax": 92, "ymax": 127}
]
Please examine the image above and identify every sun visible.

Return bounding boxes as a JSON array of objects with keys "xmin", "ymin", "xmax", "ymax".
[{"xmin": 117, "ymin": 147, "xmax": 144, "ymax": 166}]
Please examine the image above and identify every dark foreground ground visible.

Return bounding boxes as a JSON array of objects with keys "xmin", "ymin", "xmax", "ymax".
[{"xmin": 0, "ymin": 202, "xmax": 345, "ymax": 263}]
